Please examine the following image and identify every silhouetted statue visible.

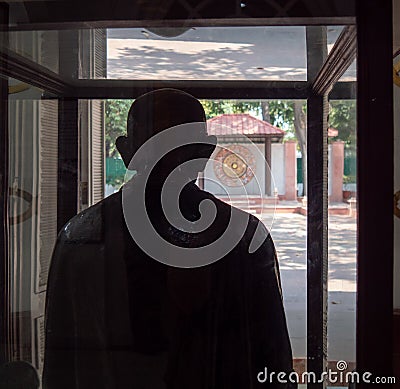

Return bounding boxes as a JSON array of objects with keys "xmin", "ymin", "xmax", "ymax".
[
  {"xmin": 43, "ymin": 89, "xmax": 295, "ymax": 388},
  {"xmin": 0, "ymin": 361, "xmax": 40, "ymax": 389}
]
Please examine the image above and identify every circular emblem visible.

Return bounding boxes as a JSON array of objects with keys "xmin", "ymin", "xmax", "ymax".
[{"xmin": 214, "ymin": 144, "xmax": 256, "ymax": 187}]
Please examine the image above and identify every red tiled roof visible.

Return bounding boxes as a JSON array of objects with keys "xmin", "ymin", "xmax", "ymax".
[{"xmin": 207, "ymin": 113, "xmax": 285, "ymax": 137}]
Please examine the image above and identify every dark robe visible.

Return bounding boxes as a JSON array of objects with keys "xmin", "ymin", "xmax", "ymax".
[{"xmin": 43, "ymin": 182, "xmax": 294, "ymax": 389}]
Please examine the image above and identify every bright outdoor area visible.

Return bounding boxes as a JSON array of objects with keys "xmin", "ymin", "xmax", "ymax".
[
  {"xmin": 103, "ymin": 26, "xmax": 357, "ymax": 376},
  {"xmin": 2, "ymin": 22, "xmax": 358, "ymax": 383},
  {"xmin": 105, "ymin": 95, "xmax": 357, "ymax": 375}
]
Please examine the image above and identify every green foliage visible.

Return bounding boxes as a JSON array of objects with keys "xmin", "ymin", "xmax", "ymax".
[
  {"xmin": 268, "ymin": 101, "xmax": 294, "ymax": 128},
  {"xmin": 105, "ymin": 99, "xmax": 310, "ymax": 152},
  {"xmin": 105, "ymin": 99, "xmax": 134, "ymax": 158},
  {"xmin": 200, "ymin": 99, "xmax": 356, "ymax": 145},
  {"xmin": 104, "ymin": 99, "xmax": 357, "ymax": 189},
  {"xmin": 201, "ymin": 100, "xmax": 261, "ymax": 119},
  {"xmin": 343, "ymin": 175, "xmax": 357, "ymax": 184},
  {"xmin": 329, "ymin": 100, "xmax": 356, "ymax": 146},
  {"xmin": 268, "ymin": 100, "xmax": 297, "ymax": 140},
  {"xmin": 105, "ymin": 99, "xmax": 357, "ymax": 157}
]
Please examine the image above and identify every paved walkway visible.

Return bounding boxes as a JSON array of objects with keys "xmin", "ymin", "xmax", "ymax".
[
  {"xmin": 262, "ymin": 213, "xmax": 357, "ymax": 363},
  {"xmin": 107, "ymin": 27, "xmax": 356, "ymax": 81}
]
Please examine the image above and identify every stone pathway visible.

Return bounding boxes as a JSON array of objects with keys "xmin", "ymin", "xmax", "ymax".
[{"xmin": 262, "ymin": 213, "xmax": 357, "ymax": 363}]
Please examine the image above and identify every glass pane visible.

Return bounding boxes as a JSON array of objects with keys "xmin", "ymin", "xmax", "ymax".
[
  {"xmin": 327, "ymin": 26, "xmax": 356, "ymax": 81},
  {"xmin": 3, "ymin": 26, "xmax": 358, "ymax": 83},
  {"xmin": 105, "ymin": 98, "xmax": 308, "ymax": 377},
  {"xmin": 327, "ymin": 99, "xmax": 357, "ymax": 376},
  {"xmin": 106, "ymin": 27, "xmax": 307, "ymax": 80},
  {"xmin": 1, "ymin": 16, "xmax": 358, "ymax": 389},
  {"xmin": 6, "ymin": 30, "xmax": 60, "ymax": 74},
  {"xmin": 4, "ymin": 26, "xmax": 308, "ymax": 81},
  {"xmin": 6, "ymin": 78, "xmax": 58, "ymax": 380},
  {"xmin": 393, "ymin": 1, "xmax": 400, "ymax": 377},
  {"xmin": 327, "ymin": 26, "xmax": 344, "ymax": 53}
]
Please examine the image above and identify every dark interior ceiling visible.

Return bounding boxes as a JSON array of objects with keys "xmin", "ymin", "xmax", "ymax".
[{"xmin": 4, "ymin": 0, "xmax": 355, "ymax": 30}]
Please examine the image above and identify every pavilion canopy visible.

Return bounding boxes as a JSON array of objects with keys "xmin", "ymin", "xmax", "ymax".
[
  {"xmin": 207, "ymin": 113, "xmax": 285, "ymax": 137},
  {"xmin": 207, "ymin": 113, "xmax": 340, "ymax": 139}
]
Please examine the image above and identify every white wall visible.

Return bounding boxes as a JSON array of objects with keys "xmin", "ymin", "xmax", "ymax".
[
  {"xmin": 271, "ymin": 143, "xmax": 285, "ymax": 195},
  {"xmin": 393, "ymin": 0, "xmax": 400, "ymax": 309},
  {"xmin": 297, "ymin": 146, "xmax": 337, "ymax": 197},
  {"xmin": 202, "ymin": 142, "xmax": 338, "ymax": 199}
]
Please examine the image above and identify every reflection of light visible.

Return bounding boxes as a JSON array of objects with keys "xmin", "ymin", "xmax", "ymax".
[
  {"xmin": 107, "ymin": 37, "xmax": 307, "ymax": 80},
  {"xmin": 108, "ymin": 39, "xmax": 253, "ymax": 57}
]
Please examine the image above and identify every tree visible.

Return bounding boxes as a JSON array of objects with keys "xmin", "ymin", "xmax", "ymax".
[
  {"xmin": 105, "ymin": 99, "xmax": 133, "ymax": 158},
  {"xmin": 268, "ymin": 100, "xmax": 307, "ymax": 195},
  {"xmin": 328, "ymin": 100, "xmax": 356, "ymax": 147},
  {"xmin": 294, "ymin": 101, "xmax": 307, "ymax": 195},
  {"xmin": 268, "ymin": 100, "xmax": 296, "ymax": 139},
  {"xmin": 105, "ymin": 98, "xmax": 356, "ymax": 195},
  {"xmin": 201, "ymin": 100, "xmax": 261, "ymax": 119},
  {"xmin": 201, "ymin": 99, "xmax": 296, "ymax": 140}
]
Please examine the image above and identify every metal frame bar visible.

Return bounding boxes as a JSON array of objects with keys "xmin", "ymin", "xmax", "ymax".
[
  {"xmin": 0, "ymin": 49, "xmax": 72, "ymax": 96},
  {"xmin": 329, "ymin": 81, "xmax": 356, "ymax": 100},
  {"xmin": 305, "ymin": 20, "xmax": 359, "ymax": 386},
  {"xmin": 312, "ymin": 25, "xmax": 357, "ymax": 95},
  {"xmin": 57, "ymin": 98, "xmax": 79, "ymax": 231},
  {"xmin": 6, "ymin": 17, "xmax": 357, "ymax": 32},
  {"xmin": 4, "ymin": 0, "xmax": 355, "ymax": 31},
  {"xmin": 68, "ymin": 80, "xmax": 310, "ymax": 99},
  {"xmin": 307, "ymin": 92, "xmax": 329, "ymax": 388},
  {"xmin": 56, "ymin": 31, "xmax": 80, "ymax": 231},
  {"xmin": 0, "ymin": 46, "xmax": 356, "ymax": 100},
  {"xmin": 62, "ymin": 80, "xmax": 355, "ymax": 100},
  {"xmin": 356, "ymin": 0, "xmax": 393, "ymax": 385},
  {"xmin": 0, "ymin": 1, "xmax": 9, "ymax": 364},
  {"xmin": 306, "ymin": 25, "xmax": 328, "ymax": 389}
]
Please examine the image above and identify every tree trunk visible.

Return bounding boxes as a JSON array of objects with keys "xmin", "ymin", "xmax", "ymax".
[
  {"xmin": 294, "ymin": 101, "xmax": 307, "ymax": 196},
  {"xmin": 261, "ymin": 101, "xmax": 272, "ymax": 195},
  {"xmin": 261, "ymin": 101, "xmax": 270, "ymax": 122}
]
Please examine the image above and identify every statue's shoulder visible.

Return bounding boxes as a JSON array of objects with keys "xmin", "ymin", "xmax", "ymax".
[
  {"xmin": 197, "ymin": 186, "xmax": 263, "ymax": 223},
  {"xmin": 196, "ymin": 185, "xmax": 269, "ymax": 244},
  {"xmin": 58, "ymin": 191, "xmax": 121, "ymax": 244}
]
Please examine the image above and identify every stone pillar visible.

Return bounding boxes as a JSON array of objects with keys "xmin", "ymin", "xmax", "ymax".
[
  {"xmin": 330, "ymin": 141, "xmax": 345, "ymax": 202},
  {"xmin": 264, "ymin": 137, "xmax": 272, "ymax": 196},
  {"xmin": 284, "ymin": 140, "xmax": 297, "ymax": 201}
]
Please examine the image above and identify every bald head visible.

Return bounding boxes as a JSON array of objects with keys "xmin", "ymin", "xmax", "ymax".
[
  {"xmin": 116, "ymin": 89, "xmax": 215, "ymax": 178},
  {"xmin": 127, "ymin": 88, "xmax": 207, "ymax": 146}
]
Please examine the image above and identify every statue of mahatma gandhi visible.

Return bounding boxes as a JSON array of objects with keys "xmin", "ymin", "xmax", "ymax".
[{"xmin": 43, "ymin": 89, "xmax": 295, "ymax": 389}]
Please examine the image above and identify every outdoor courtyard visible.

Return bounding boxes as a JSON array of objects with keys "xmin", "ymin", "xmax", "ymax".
[{"xmin": 265, "ymin": 213, "xmax": 357, "ymax": 365}]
